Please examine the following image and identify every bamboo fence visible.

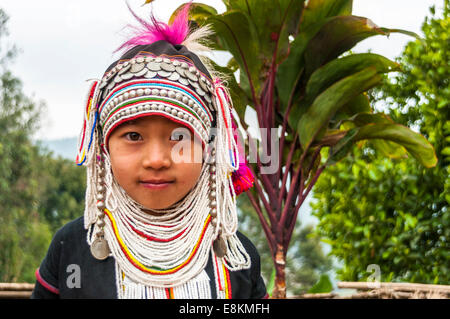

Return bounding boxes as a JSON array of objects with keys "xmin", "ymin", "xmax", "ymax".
[{"xmin": 1, "ymin": 281, "xmax": 449, "ymax": 299}]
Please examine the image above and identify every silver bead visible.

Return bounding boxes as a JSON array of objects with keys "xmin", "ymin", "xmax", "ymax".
[
  {"xmin": 210, "ymin": 165, "xmax": 216, "ymax": 173},
  {"xmin": 144, "ymin": 88, "xmax": 151, "ymax": 95},
  {"xmin": 97, "ymin": 193, "xmax": 105, "ymax": 201},
  {"xmin": 210, "ymin": 200, "xmax": 217, "ymax": 208},
  {"xmin": 97, "ymin": 201, "xmax": 106, "ymax": 210},
  {"xmin": 209, "ymin": 191, "xmax": 216, "ymax": 199},
  {"xmin": 129, "ymin": 90, "xmax": 136, "ymax": 98},
  {"xmin": 137, "ymin": 89, "xmax": 144, "ymax": 96},
  {"xmin": 96, "ymin": 219, "xmax": 106, "ymax": 228},
  {"xmin": 98, "ymin": 168, "xmax": 105, "ymax": 177},
  {"xmin": 210, "ymin": 208, "xmax": 217, "ymax": 217},
  {"xmin": 152, "ymin": 89, "xmax": 159, "ymax": 96},
  {"xmin": 160, "ymin": 89, "xmax": 168, "ymax": 97},
  {"xmin": 171, "ymin": 109, "xmax": 178, "ymax": 116}
]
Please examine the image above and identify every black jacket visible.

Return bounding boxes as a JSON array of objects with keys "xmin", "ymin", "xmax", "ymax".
[{"xmin": 31, "ymin": 216, "xmax": 267, "ymax": 299}]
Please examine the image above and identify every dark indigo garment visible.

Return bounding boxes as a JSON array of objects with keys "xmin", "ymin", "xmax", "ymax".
[{"xmin": 31, "ymin": 217, "xmax": 267, "ymax": 299}]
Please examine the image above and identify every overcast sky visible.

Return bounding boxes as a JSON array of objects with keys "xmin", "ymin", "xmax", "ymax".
[{"xmin": 1, "ymin": 0, "xmax": 443, "ymax": 140}]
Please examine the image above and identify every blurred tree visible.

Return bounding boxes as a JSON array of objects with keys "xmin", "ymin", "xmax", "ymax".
[
  {"xmin": 0, "ymin": 8, "xmax": 52, "ymax": 282},
  {"xmin": 0, "ymin": 8, "xmax": 86, "ymax": 282},
  {"xmin": 311, "ymin": 0, "xmax": 449, "ymax": 284},
  {"xmin": 36, "ymin": 152, "xmax": 86, "ymax": 233}
]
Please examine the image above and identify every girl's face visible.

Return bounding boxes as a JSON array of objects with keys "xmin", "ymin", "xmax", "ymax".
[{"xmin": 108, "ymin": 115, "xmax": 204, "ymax": 210}]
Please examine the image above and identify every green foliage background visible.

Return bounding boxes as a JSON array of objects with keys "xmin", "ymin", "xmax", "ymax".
[
  {"xmin": 311, "ymin": 2, "xmax": 449, "ymax": 284},
  {"xmin": 0, "ymin": 8, "xmax": 85, "ymax": 282}
]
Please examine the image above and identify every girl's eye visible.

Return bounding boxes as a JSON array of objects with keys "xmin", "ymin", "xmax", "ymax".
[{"xmin": 125, "ymin": 132, "xmax": 142, "ymax": 141}]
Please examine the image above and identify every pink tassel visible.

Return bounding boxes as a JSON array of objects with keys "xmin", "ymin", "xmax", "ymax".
[{"xmin": 230, "ymin": 117, "xmax": 255, "ymax": 196}]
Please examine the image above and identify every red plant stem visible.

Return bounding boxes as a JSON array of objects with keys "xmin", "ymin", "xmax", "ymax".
[
  {"xmin": 246, "ymin": 191, "xmax": 275, "ymax": 254},
  {"xmin": 277, "ymin": 133, "xmax": 298, "ymax": 214},
  {"xmin": 283, "ymin": 146, "xmax": 321, "ymax": 243},
  {"xmin": 285, "ymin": 164, "xmax": 326, "ymax": 247},
  {"xmin": 248, "ymin": 164, "xmax": 277, "ymax": 228},
  {"xmin": 248, "ymin": 135, "xmax": 278, "ymax": 204},
  {"xmin": 278, "ymin": 162, "xmax": 302, "ymax": 233}
]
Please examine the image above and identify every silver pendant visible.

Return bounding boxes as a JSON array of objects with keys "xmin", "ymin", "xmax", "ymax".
[{"xmin": 90, "ymin": 237, "xmax": 110, "ymax": 260}]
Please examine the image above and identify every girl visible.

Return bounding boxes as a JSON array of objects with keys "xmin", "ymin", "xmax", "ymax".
[{"xmin": 31, "ymin": 5, "xmax": 267, "ymax": 299}]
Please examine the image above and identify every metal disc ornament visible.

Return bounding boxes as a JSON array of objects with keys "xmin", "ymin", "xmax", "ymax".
[
  {"xmin": 213, "ymin": 236, "xmax": 227, "ymax": 258},
  {"xmin": 91, "ymin": 237, "xmax": 111, "ymax": 260}
]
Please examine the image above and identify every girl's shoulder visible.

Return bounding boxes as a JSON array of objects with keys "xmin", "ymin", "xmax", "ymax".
[{"xmin": 53, "ymin": 216, "xmax": 86, "ymax": 240}]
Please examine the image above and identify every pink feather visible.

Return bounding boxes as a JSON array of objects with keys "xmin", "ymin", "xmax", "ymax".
[{"xmin": 116, "ymin": 2, "xmax": 192, "ymax": 53}]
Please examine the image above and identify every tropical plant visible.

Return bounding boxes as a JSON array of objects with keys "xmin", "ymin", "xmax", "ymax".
[
  {"xmin": 237, "ymin": 193, "xmax": 333, "ymax": 296},
  {"xmin": 168, "ymin": 0, "xmax": 437, "ymax": 297},
  {"xmin": 312, "ymin": 0, "xmax": 449, "ymax": 284}
]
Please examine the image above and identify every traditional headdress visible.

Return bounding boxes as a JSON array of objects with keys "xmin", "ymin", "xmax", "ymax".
[{"xmin": 75, "ymin": 4, "xmax": 255, "ymax": 299}]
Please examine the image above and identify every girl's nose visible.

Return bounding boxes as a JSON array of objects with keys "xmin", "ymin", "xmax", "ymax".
[{"xmin": 141, "ymin": 141, "xmax": 171, "ymax": 170}]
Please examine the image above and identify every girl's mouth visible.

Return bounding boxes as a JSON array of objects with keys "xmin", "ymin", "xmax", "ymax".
[{"xmin": 140, "ymin": 180, "xmax": 174, "ymax": 190}]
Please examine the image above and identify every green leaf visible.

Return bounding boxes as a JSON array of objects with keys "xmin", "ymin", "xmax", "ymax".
[
  {"xmin": 276, "ymin": 0, "xmax": 353, "ymax": 112},
  {"xmin": 338, "ymin": 94, "xmax": 372, "ymax": 118},
  {"xmin": 207, "ymin": 11, "xmax": 262, "ymax": 93},
  {"xmin": 308, "ymin": 274, "xmax": 333, "ymax": 293},
  {"xmin": 304, "ymin": 16, "xmax": 388, "ymax": 76},
  {"xmin": 306, "ymin": 53, "xmax": 399, "ymax": 103},
  {"xmin": 354, "ymin": 123, "xmax": 438, "ymax": 168},
  {"xmin": 326, "ymin": 127, "xmax": 359, "ymax": 165},
  {"xmin": 170, "ymin": 2, "xmax": 218, "ymax": 26},
  {"xmin": 206, "ymin": 59, "xmax": 249, "ymax": 124},
  {"xmin": 301, "ymin": 0, "xmax": 353, "ymax": 27},
  {"xmin": 232, "ymin": 0, "xmax": 305, "ymax": 61},
  {"xmin": 297, "ymin": 67, "xmax": 382, "ymax": 148}
]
